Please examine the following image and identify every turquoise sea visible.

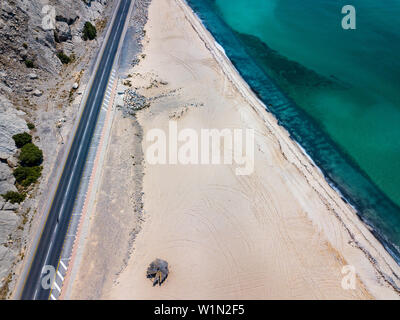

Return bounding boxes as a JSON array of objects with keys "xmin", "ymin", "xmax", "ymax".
[{"xmin": 186, "ymin": 0, "xmax": 400, "ymax": 262}]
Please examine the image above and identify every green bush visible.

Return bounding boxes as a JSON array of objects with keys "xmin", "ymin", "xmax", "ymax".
[
  {"xmin": 27, "ymin": 122, "xmax": 35, "ymax": 130},
  {"xmin": 19, "ymin": 143, "xmax": 43, "ymax": 166},
  {"xmin": 1, "ymin": 191, "xmax": 26, "ymax": 204},
  {"xmin": 57, "ymin": 51, "xmax": 71, "ymax": 64},
  {"xmin": 24, "ymin": 59, "xmax": 34, "ymax": 68},
  {"xmin": 12, "ymin": 132, "xmax": 32, "ymax": 148},
  {"xmin": 13, "ymin": 166, "xmax": 42, "ymax": 187},
  {"xmin": 82, "ymin": 21, "xmax": 97, "ymax": 41}
]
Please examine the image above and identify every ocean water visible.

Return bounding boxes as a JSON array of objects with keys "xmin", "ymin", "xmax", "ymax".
[{"xmin": 186, "ymin": 0, "xmax": 400, "ymax": 262}]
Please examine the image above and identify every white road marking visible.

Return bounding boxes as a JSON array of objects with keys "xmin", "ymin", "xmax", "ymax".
[
  {"xmin": 34, "ymin": 0, "xmax": 129, "ymax": 299},
  {"xmin": 50, "ymin": 294, "xmax": 56, "ymax": 300},
  {"xmin": 57, "ymin": 270, "xmax": 64, "ymax": 281},
  {"xmin": 60, "ymin": 260, "xmax": 68, "ymax": 270},
  {"xmin": 53, "ymin": 281, "xmax": 61, "ymax": 292}
]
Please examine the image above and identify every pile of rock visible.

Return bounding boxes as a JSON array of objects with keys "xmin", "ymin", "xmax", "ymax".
[{"xmin": 121, "ymin": 89, "xmax": 150, "ymax": 116}]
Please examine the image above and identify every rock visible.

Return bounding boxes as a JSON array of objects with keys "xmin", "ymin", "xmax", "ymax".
[
  {"xmin": 121, "ymin": 90, "xmax": 150, "ymax": 116},
  {"xmin": 28, "ymin": 73, "xmax": 38, "ymax": 80},
  {"xmin": 72, "ymin": 82, "xmax": 79, "ymax": 90},
  {"xmin": 6, "ymin": 156, "xmax": 18, "ymax": 168},
  {"xmin": 0, "ymin": 163, "xmax": 17, "ymax": 195},
  {"xmin": 0, "ymin": 163, "xmax": 11, "ymax": 182},
  {"xmin": 0, "ymin": 210, "xmax": 18, "ymax": 244},
  {"xmin": 55, "ymin": 22, "xmax": 72, "ymax": 42},
  {"xmin": 25, "ymin": 86, "xmax": 33, "ymax": 92},
  {"xmin": 32, "ymin": 90, "xmax": 42, "ymax": 97},
  {"xmin": 2, "ymin": 202, "xmax": 19, "ymax": 212},
  {"xmin": 0, "ymin": 201, "xmax": 4, "ymax": 210},
  {"xmin": 0, "ymin": 152, "xmax": 8, "ymax": 162},
  {"xmin": 146, "ymin": 259, "xmax": 169, "ymax": 286},
  {"xmin": 0, "ymin": 182, "xmax": 17, "ymax": 195},
  {"xmin": 19, "ymin": 49, "xmax": 28, "ymax": 60},
  {"xmin": 56, "ymin": 14, "xmax": 79, "ymax": 26},
  {"xmin": 56, "ymin": 117, "xmax": 67, "ymax": 128},
  {"xmin": 0, "ymin": 245, "xmax": 16, "ymax": 288},
  {"xmin": 0, "ymin": 95, "xmax": 28, "ymax": 157},
  {"xmin": 61, "ymin": 41, "xmax": 75, "ymax": 57}
]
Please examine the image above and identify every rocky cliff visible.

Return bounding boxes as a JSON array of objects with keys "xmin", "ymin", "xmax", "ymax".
[{"xmin": 0, "ymin": 0, "xmax": 112, "ymax": 298}]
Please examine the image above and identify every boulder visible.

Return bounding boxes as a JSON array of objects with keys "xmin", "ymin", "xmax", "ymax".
[
  {"xmin": 6, "ymin": 156, "xmax": 18, "ymax": 168},
  {"xmin": 0, "ymin": 210, "xmax": 18, "ymax": 244},
  {"xmin": 55, "ymin": 22, "xmax": 72, "ymax": 42},
  {"xmin": 56, "ymin": 14, "xmax": 79, "ymax": 26},
  {"xmin": 0, "ymin": 163, "xmax": 17, "ymax": 195},
  {"xmin": 28, "ymin": 73, "xmax": 38, "ymax": 80},
  {"xmin": 0, "ymin": 95, "xmax": 28, "ymax": 157},
  {"xmin": 2, "ymin": 202, "xmax": 19, "ymax": 212},
  {"xmin": 33, "ymin": 89, "xmax": 42, "ymax": 97},
  {"xmin": 0, "ymin": 245, "xmax": 16, "ymax": 288}
]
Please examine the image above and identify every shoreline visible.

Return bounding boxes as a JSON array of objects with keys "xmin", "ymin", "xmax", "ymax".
[
  {"xmin": 175, "ymin": 0, "xmax": 400, "ymax": 294},
  {"xmin": 68, "ymin": 0, "xmax": 400, "ymax": 299},
  {"xmin": 185, "ymin": 0, "xmax": 400, "ymax": 265}
]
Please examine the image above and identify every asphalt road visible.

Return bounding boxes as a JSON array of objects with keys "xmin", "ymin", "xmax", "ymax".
[{"xmin": 20, "ymin": 0, "xmax": 131, "ymax": 300}]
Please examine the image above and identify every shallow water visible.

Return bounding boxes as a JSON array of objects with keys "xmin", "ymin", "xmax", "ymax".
[
  {"xmin": 186, "ymin": 0, "xmax": 400, "ymax": 262},
  {"xmin": 216, "ymin": 0, "xmax": 400, "ymax": 206}
]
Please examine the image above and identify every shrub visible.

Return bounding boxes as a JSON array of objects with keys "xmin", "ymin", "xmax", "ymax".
[
  {"xmin": 1, "ymin": 191, "xmax": 26, "ymax": 204},
  {"xmin": 57, "ymin": 51, "xmax": 71, "ymax": 64},
  {"xmin": 13, "ymin": 166, "xmax": 42, "ymax": 187},
  {"xmin": 19, "ymin": 143, "xmax": 43, "ymax": 166},
  {"xmin": 23, "ymin": 43, "xmax": 28, "ymax": 49},
  {"xmin": 82, "ymin": 21, "xmax": 97, "ymax": 41},
  {"xmin": 24, "ymin": 59, "xmax": 34, "ymax": 68},
  {"xmin": 27, "ymin": 122, "xmax": 35, "ymax": 130},
  {"xmin": 12, "ymin": 132, "xmax": 32, "ymax": 148}
]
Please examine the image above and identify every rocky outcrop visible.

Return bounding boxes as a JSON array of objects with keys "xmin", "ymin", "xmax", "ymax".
[
  {"xmin": 0, "ymin": 94, "xmax": 26, "ymax": 292},
  {"xmin": 0, "ymin": 0, "xmax": 112, "ymax": 296},
  {"xmin": 0, "ymin": 95, "xmax": 28, "ymax": 157},
  {"xmin": 0, "ymin": 163, "xmax": 17, "ymax": 195},
  {"xmin": 55, "ymin": 22, "xmax": 72, "ymax": 43},
  {"xmin": 0, "ymin": 0, "xmax": 109, "ymax": 92},
  {"xmin": 0, "ymin": 210, "xmax": 18, "ymax": 245}
]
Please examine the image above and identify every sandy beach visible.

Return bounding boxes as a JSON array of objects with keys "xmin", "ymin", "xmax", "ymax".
[{"xmin": 67, "ymin": 0, "xmax": 400, "ymax": 299}]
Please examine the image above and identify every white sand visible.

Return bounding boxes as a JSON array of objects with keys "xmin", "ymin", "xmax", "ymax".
[{"xmin": 70, "ymin": 0, "xmax": 400, "ymax": 299}]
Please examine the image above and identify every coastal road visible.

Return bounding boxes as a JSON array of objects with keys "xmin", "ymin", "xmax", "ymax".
[{"xmin": 20, "ymin": 0, "xmax": 131, "ymax": 300}]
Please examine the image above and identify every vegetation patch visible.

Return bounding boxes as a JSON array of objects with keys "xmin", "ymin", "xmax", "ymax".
[
  {"xmin": 57, "ymin": 51, "xmax": 72, "ymax": 64},
  {"xmin": 82, "ymin": 21, "xmax": 97, "ymax": 41},
  {"xmin": 27, "ymin": 122, "xmax": 35, "ymax": 130},
  {"xmin": 1, "ymin": 191, "xmax": 26, "ymax": 204},
  {"xmin": 12, "ymin": 132, "xmax": 32, "ymax": 148},
  {"xmin": 19, "ymin": 143, "xmax": 43, "ymax": 166},
  {"xmin": 24, "ymin": 59, "xmax": 34, "ymax": 68},
  {"xmin": 5, "ymin": 133, "xmax": 44, "ymax": 205},
  {"xmin": 13, "ymin": 166, "xmax": 42, "ymax": 187}
]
